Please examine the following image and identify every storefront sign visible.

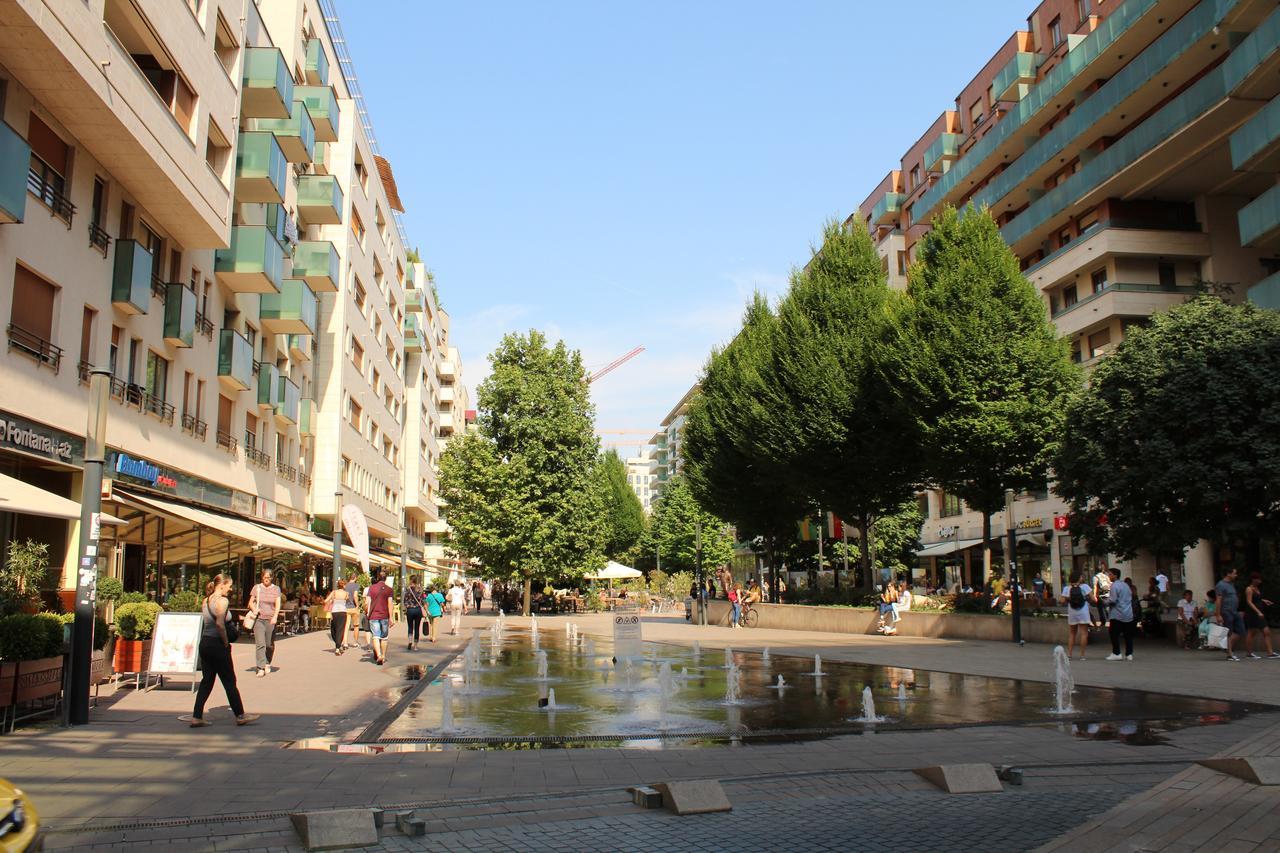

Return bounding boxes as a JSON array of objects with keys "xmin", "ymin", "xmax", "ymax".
[
  {"xmin": 114, "ymin": 453, "xmax": 178, "ymax": 489},
  {"xmin": 1053, "ymin": 515, "xmax": 1069, "ymax": 531},
  {"xmin": 341, "ymin": 503, "xmax": 371, "ymax": 577},
  {"xmin": 0, "ymin": 411, "xmax": 79, "ymax": 463},
  {"xmin": 1017, "ymin": 517, "xmax": 1045, "ymax": 530},
  {"xmin": 148, "ymin": 613, "xmax": 202, "ymax": 675}
]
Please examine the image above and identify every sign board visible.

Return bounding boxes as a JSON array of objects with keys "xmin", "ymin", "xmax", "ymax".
[
  {"xmin": 613, "ymin": 612, "xmax": 642, "ymax": 660},
  {"xmin": 148, "ymin": 612, "xmax": 203, "ymax": 675},
  {"xmin": 341, "ymin": 503, "xmax": 371, "ymax": 577}
]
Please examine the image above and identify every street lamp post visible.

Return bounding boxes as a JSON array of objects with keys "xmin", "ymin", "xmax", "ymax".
[
  {"xmin": 331, "ymin": 488, "xmax": 343, "ymax": 588},
  {"xmin": 1006, "ymin": 488, "xmax": 1023, "ymax": 645},
  {"xmin": 69, "ymin": 369, "xmax": 110, "ymax": 725},
  {"xmin": 695, "ymin": 518, "xmax": 705, "ymax": 626},
  {"xmin": 399, "ymin": 519, "xmax": 408, "ymax": 604}
]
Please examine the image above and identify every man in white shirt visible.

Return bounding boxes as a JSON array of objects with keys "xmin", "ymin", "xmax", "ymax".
[
  {"xmin": 447, "ymin": 580, "xmax": 469, "ymax": 635},
  {"xmin": 1155, "ymin": 570, "xmax": 1170, "ymax": 605}
]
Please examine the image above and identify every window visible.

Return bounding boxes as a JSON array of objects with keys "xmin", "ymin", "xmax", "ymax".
[
  {"xmin": 205, "ymin": 121, "xmax": 231, "ymax": 181},
  {"xmin": 182, "ymin": 371, "xmax": 193, "ymax": 416},
  {"xmin": 1087, "ymin": 328, "xmax": 1112, "ymax": 359},
  {"xmin": 352, "ymin": 339, "xmax": 364, "ymax": 371},
  {"xmin": 90, "ymin": 178, "xmax": 109, "ymax": 252},
  {"xmin": 27, "ymin": 113, "xmax": 71, "ymax": 222},
  {"xmin": 168, "ymin": 248, "xmax": 182, "ymax": 283},
  {"xmin": 79, "ymin": 306, "xmax": 96, "ymax": 369},
  {"xmin": 109, "ymin": 326, "xmax": 121, "ymax": 377},
  {"xmin": 354, "ymin": 155, "xmax": 368, "ymax": 193},
  {"xmin": 1058, "ymin": 226, "xmax": 1073, "ymax": 248},
  {"xmin": 118, "ymin": 201, "xmax": 135, "ymax": 240},
  {"xmin": 1062, "ymin": 283, "xmax": 1078, "ymax": 309},
  {"xmin": 341, "ymin": 456, "xmax": 351, "ymax": 487},
  {"xmin": 349, "ymin": 401, "xmax": 363, "ymax": 432},
  {"xmin": 106, "ymin": 0, "xmax": 199, "ymax": 134},
  {"xmin": 1158, "ymin": 263, "xmax": 1176, "ymax": 288},
  {"xmin": 941, "ymin": 492, "xmax": 963, "ymax": 518},
  {"xmin": 245, "ymin": 411, "xmax": 258, "ymax": 450},
  {"xmin": 969, "ymin": 98, "xmax": 985, "ymax": 129},
  {"xmin": 10, "ymin": 265, "xmax": 57, "ymax": 342},
  {"xmin": 909, "ymin": 165, "xmax": 920, "ymax": 189},
  {"xmin": 353, "ymin": 278, "xmax": 367, "ymax": 313},
  {"xmin": 196, "ymin": 380, "xmax": 205, "ymax": 422},
  {"xmin": 1090, "ymin": 268, "xmax": 1109, "ymax": 294},
  {"xmin": 217, "ymin": 394, "xmax": 233, "ymax": 436},
  {"xmin": 1077, "ymin": 0, "xmax": 1092, "ymax": 23},
  {"xmin": 351, "ymin": 209, "xmax": 365, "ymax": 245},
  {"xmin": 127, "ymin": 338, "xmax": 140, "ymax": 384},
  {"xmin": 214, "ymin": 14, "xmax": 238, "ymax": 75},
  {"xmin": 145, "ymin": 350, "xmax": 168, "ymax": 400},
  {"xmin": 1049, "ymin": 16, "xmax": 1063, "ymax": 49},
  {"xmin": 897, "ymin": 251, "xmax": 908, "ymax": 276}
]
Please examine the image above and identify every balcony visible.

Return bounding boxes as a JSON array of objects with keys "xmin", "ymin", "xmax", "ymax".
[
  {"xmin": 290, "ymin": 240, "xmax": 339, "ymax": 292},
  {"xmin": 438, "ymin": 411, "xmax": 455, "ymax": 432},
  {"xmin": 304, "ymin": 38, "xmax": 330, "ymax": 86},
  {"xmin": 1248, "ymin": 270, "xmax": 1280, "ymax": 310},
  {"xmin": 181, "ymin": 413, "xmax": 207, "ymax": 441},
  {"xmin": 276, "ymin": 460, "xmax": 298, "ymax": 482},
  {"xmin": 259, "ymin": 279, "xmax": 318, "ymax": 335},
  {"xmin": 300, "ymin": 398, "xmax": 316, "ymax": 437},
  {"xmin": 162, "ymin": 283, "xmax": 196, "ymax": 348},
  {"xmin": 245, "ymin": 446, "xmax": 271, "ymax": 470},
  {"xmin": 288, "ymin": 334, "xmax": 311, "ymax": 362},
  {"xmin": 0, "ymin": 121, "xmax": 29, "ymax": 223},
  {"xmin": 1231, "ymin": 94, "xmax": 1280, "ymax": 172},
  {"xmin": 439, "ymin": 359, "xmax": 456, "ymax": 379},
  {"xmin": 215, "ymin": 226, "xmax": 285, "ymax": 294},
  {"xmin": 871, "ymin": 192, "xmax": 905, "ymax": 225},
  {"xmin": 111, "ymin": 239, "xmax": 152, "ymax": 315},
  {"xmin": 275, "ymin": 375, "xmax": 301, "ymax": 426},
  {"xmin": 993, "ymin": 51, "xmax": 1038, "ymax": 102},
  {"xmin": 1023, "ymin": 225, "xmax": 1211, "ymax": 291},
  {"xmin": 404, "ymin": 316, "xmax": 423, "ymax": 353},
  {"xmin": 1051, "ymin": 282, "xmax": 1198, "ymax": 339},
  {"xmin": 312, "ymin": 141, "xmax": 329, "ymax": 175},
  {"xmin": 297, "ymin": 175, "xmax": 343, "ymax": 226},
  {"xmin": 295, "ymin": 85, "xmax": 340, "ymax": 143},
  {"xmin": 405, "ymin": 289, "xmax": 424, "ymax": 312},
  {"xmin": 439, "ymin": 384, "xmax": 455, "ymax": 403},
  {"xmin": 1239, "ymin": 183, "xmax": 1280, "ymax": 249},
  {"xmin": 6, "ymin": 324, "xmax": 61, "ymax": 373},
  {"xmin": 253, "ymin": 100, "xmax": 315, "ymax": 164},
  {"xmin": 194, "ymin": 310, "xmax": 214, "ymax": 342},
  {"xmin": 217, "ymin": 329, "xmax": 254, "ymax": 391},
  {"xmin": 257, "ymin": 362, "xmax": 281, "ymax": 410},
  {"xmin": 216, "ymin": 430, "xmax": 238, "ymax": 455},
  {"xmin": 923, "ymin": 133, "xmax": 961, "ymax": 173},
  {"xmin": 233, "ymin": 132, "xmax": 288, "ymax": 204},
  {"xmin": 241, "ymin": 47, "xmax": 294, "ymax": 120}
]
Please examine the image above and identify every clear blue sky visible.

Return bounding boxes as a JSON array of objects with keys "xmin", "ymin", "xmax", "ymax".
[{"xmin": 336, "ymin": 1, "xmax": 1029, "ymax": 455}]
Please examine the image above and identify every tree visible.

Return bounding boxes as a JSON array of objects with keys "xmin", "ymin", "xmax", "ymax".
[
  {"xmin": 1054, "ymin": 296, "xmax": 1280, "ymax": 569},
  {"xmin": 770, "ymin": 219, "xmax": 922, "ymax": 588},
  {"xmin": 902, "ymin": 206, "xmax": 1078, "ymax": 584},
  {"xmin": 829, "ymin": 499, "xmax": 924, "ymax": 582},
  {"xmin": 648, "ymin": 476, "xmax": 734, "ymax": 575},
  {"xmin": 684, "ymin": 294, "xmax": 808, "ymax": 600},
  {"xmin": 595, "ymin": 449, "xmax": 645, "ymax": 561},
  {"xmin": 439, "ymin": 331, "xmax": 605, "ymax": 614}
]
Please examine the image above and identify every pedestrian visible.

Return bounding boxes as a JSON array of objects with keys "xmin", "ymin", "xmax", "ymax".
[
  {"xmin": 1215, "ymin": 568, "xmax": 1246, "ymax": 662},
  {"xmin": 404, "ymin": 576, "xmax": 425, "ymax": 650},
  {"xmin": 1243, "ymin": 572, "xmax": 1278, "ymax": 659},
  {"xmin": 1175, "ymin": 590, "xmax": 1200, "ymax": 650},
  {"xmin": 1105, "ymin": 567, "xmax": 1136, "ymax": 661},
  {"xmin": 1061, "ymin": 572, "xmax": 1094, "ymax": 660},
  {"xmin": 324, "ymin": 583, "xmax": 350, "ymax": 655},
  {"xmin": 1032, "ymin": 571, "xmax": 1046, "ymax": 603},
  {"xmin": 425, "ymin": 584, "xmax": 445, "ymax": 642},
  {"xmin": 344, "ymin": 571, "xmax": 363, "ymax": 649},
  {"xmin": 728, "ymin": 584, "xmax": 742, "ymax": 628},
  {"xmin": 1092, "ymin": 565, "xmax": 1112, "ymax": 627},
  {"xmin": 190, "ymin": 574, "xmax": 258, "ymax": 727},
  {"xmin": 1155, "ymin": 568, "xmax": 1170, "ymax": 605},
  {"xmin": 1198, "ymin": 589, "xmax": 1218, "ymax": 648},
  {"xmin": 472, "ymin": 578, "xmax": 485, "ymax": 613},
  {"xmin": 364, "ymin": 569, "xmax": 394, "ymax": 666},
  {"xmin": 448, "ymin": 579, "xmax": 469, "ymax": 635},
  {"xmin": 247, "ymin": 569, "xmax": 282, "ymax": 677}
]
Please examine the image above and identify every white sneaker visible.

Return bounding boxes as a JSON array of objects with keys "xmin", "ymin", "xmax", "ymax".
[
  {"xmin": 1227, "ymin": 655, "xmax": 1241, "ymax": 662},
  {"xmin": 1125, "ymin": 655, "xmax": 1133, "ymax": 661},
  {"xmin": 1248, "ymin": 653, "xmax": 1261, "ymax": 659},
  {"xmin": 1105, "ymin": 653, "xmax": 1124, "ymax": 661}
]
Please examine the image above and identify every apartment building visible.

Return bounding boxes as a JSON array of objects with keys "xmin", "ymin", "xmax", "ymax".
[
  {"xmin": 0, "ymin": 0, "xmax": 455, "ymax": 603},
  {"xmin": 625, "ymin": 447, "xmax": 657, "ymax": 512},
  {"xmin": 855, "ymin": 0, "xmax": 1280, "ymax": 597},
  {"xmin": 647, "ymin": 382, "xmax": 699, "ymax": 499}
]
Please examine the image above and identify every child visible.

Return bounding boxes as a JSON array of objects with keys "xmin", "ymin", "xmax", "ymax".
[{"xmin": 1175, "ymin": 589, "xmax": 1199, "ymax": 650}]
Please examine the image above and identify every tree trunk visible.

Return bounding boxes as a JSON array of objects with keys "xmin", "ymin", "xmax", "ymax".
[
  {"xmin": 767, "ymin": 537, "xmax": 779, "ymax": 603},
  {"xmin": 981, "ymin": 511, "xmax": 992, "ymax": 590},
  {"xmin": 522, "ymin": 576, "xmax": 532, "ymax": 617},
  {"xmin": 857, "ymin": 515, "xmax": 871, "ymax": 590}
]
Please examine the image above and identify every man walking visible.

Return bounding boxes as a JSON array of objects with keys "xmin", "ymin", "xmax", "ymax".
[
  {"xmin": 364, "ymin": 570, "xmax": 394, "ymax": 666},
  {"xmin": 344, "ymin": 571, "xmax": 362, "ymax": 649},
  {"xmin": 248, "ymin": 569, "xmax": 282, "ymax": 676},
  {"xmin": 1215, "ymin": 567, "xmax": 1246, "ymax": 662},
  {"xmin": 448, "ymin": 579, "xmax": 469, "ymax": 635},
  {"xmin": 1104, "ymin": 568, "xmax": 1136, "ymax": 661},
  {"xmin": 1092, "ymin": 564, "xmax": 1112, "ymax": 627}
]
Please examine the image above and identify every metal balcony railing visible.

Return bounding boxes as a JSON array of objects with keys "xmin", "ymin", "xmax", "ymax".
[
  {"xmin": 216, "ymin": 430, "xmax": 238, "ymax": 455},
  {"xmin": 77, "ymin": 360, "xmax": 91, "ymax": 385},
  {"xmin": 181, "ymin": 413, "xmax": 208, "ymax": 440},
  {"xmin": 88, "ymin": 221, "xmax": 111, "ymax": 254},
  {"xmin": 194, "ymin": 311, "xmax": 214, "ymax": 341},
  {"xmin": 246, "ymin": 446, "xmax": 271, "ymax": 469},
  {"xmin": 6, "ymin": 324, "xmax": 62, "ymax": 373},
  {"xmin": 276, "ymin": 461, "xmax": 298, "ymax": 482},
  {"xmin": 150, "ymin": 273, "xmax": 166, "ymax": 302},
  {"xmin": 298, "ymin": 473, "xmax": 313, "ymax": 489},
  {"xmin": 27, "ymin": 162, "xmax": 74, "ymax": 225}
]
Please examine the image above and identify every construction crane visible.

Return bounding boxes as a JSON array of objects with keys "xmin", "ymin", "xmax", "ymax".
[{"xmin": 588, "ymin": 346, "xmax": 644, "ymax": 384}]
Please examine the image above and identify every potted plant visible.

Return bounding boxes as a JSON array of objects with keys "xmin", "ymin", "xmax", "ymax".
[
  {"xmin": 112, "ymin": 602, "xmax": 162, "ymax": 674},
  {"xmin": 0, "ymin": 612, "xmax": 65, "ymax": 719},
  {"xmin": 0, "ymin": 540, "xmax": 49, "ymax": 616},
  {"xmin": 163, "ymin": 590, "xmax": 201, "ymax": 613}
]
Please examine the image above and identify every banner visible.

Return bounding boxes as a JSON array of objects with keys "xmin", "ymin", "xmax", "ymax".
[
  {"xmin": 148, "ymin": 613, "xmax": 203, "ymax": 675},
  {"xmin": 341, "ymin": 503, "xmax": 371, "ymax": 577}
]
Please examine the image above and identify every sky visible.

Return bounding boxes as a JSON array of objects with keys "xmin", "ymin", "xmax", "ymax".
[{"xmin": 336, "ymin": 1, "xmax": 1030, "ymax": 457}]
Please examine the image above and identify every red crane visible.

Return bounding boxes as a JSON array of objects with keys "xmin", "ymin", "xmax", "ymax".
[{"xmin": 588, "ymin": 346, "xmax": 644, "ymax": 384}]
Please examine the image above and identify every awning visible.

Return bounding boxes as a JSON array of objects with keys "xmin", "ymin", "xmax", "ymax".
[
  {"xmin": 113, "ymin": 489, "xmax": 328, "ymax": 559},
  {"xmin": 916, "ymin": 537, "xmax": 984, "ymax": 558},
  {"xmin": 0, "ymin": 472, "xmax": 125, "ymax": 524},
  {"xmin": 268, "ymin": 525, "xmax": 397, "ymax": 568}
]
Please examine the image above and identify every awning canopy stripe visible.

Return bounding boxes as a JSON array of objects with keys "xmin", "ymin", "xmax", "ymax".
[
  {"xmin": 0, "ymin": 472, "xmax": 125, "ymax": 524},
  {"xmin": 915, "ymin": 537, "xmax": 984, "ymax": 558}
]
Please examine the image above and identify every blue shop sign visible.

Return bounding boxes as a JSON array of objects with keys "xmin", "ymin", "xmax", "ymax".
[{"xmin": 114, "ymin": 453, "xmax": 178, "ymax": 489}]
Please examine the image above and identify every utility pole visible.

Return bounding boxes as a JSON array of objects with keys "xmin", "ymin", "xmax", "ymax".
[
  {"xmin": 332, "ymin": 488, "xmax": 344, "ymax": 588},
  {"xmin": 1006, "ymin": 488, "xmax": 1023, "ymax": 645},
  {"xmin": 69, "ymin": 369, "xmax": 110, "ymax": 725},
  {"xmin": 695, "ymin": 518, "xmax": 705, "ymax": 626},
  {"xmin": 816, "ymin": 509, "xmax": 826, "ymax": 592}
]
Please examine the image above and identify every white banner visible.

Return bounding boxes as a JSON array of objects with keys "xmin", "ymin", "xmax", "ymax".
[
  {"xmin": 341, "ymin": 503, "xmax": 371, "ymax": 577},
  {"xmin": 148, "ymin": 613, "xmax": 203, "ymax": 674}
]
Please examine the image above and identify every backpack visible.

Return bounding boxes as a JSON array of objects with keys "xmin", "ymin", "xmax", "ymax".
[{"xmin": 1069, "ymin": 584, "xmax": 1086, "ymax": 610}]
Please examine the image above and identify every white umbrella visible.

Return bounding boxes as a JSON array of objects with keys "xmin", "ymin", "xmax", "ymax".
[{"xmin": 585, "ymin": 561, "xmax": 643, "ymax": 598}]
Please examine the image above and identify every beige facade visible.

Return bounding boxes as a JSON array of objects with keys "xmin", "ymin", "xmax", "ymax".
[{"xmin": 647, "ymin": 382, "xmax": 699, "ymax": 499}]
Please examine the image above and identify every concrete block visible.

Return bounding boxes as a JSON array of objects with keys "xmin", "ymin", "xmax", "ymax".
[
  {"xmin": 289, "ymin": 809, "xmax": 378, "ymax": 851},
  {"xmin": 371, "ymin": 808, "xmax": 385, "ymax": 829},
  {"xmin": 913, "ymin": 764, "xmax": 1003, "ymax": 794},
  {"xmin": 402, "ymin": 817, "xmax": 427, "ymax": 837},
  {"xmin": 653, "ymin": 780, "xmax": 732, "ymax": 815},
  {"xmin": 1197, "ymin": 757, "xmax": 1280, "ymax": 785},
  {"xmin": 628, "ymin": 785, "xmax": 663, "ymax": 808},
  {"xmin": 393, "ymin": 810, "xmax": 418, "ymax": 833}
]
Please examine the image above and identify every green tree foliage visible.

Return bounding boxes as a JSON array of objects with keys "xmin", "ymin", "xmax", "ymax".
[
  {"xmin": 439, "ymin": 331, "xmax": 605, "ymax": 614},
  {"xmin": 0, "ymin": 539, "xmax": 49, "ymax": 616},
  {"xmin": 902, "ymin": 206, "xmax": 1078, "ymax": 581},
  {"xmin": 829, "ymin": 499, "xmax": 924, "ymax": 580},
  {"xmin": 648, "ymin": 477, "xmax": 733, "ymax": 574},
  {"xmin": 595, "ymin": 449, "xmax": 645, "ymax": 560},
  {"xmin": 1054, "ymin": 296, "xmax": 1280, "ymax": 566}
]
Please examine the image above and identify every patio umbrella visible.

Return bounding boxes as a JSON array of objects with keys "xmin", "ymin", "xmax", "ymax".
[{"xmin": 585, "ymin": 561, "xmax": 642, "ymax": 596}]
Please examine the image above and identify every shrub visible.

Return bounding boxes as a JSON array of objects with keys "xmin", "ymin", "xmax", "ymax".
[
  {"xmin": 952, "ymin": 593, "xmax": 996, "ymax": 614},
  {"xmin": 165, "ymin": 591, "xmax": 201, "ymax": 613},
  {"xmin": 114, "ymin": 602, "xmax": 162, "ymax": 640},
  {"xmin": 96, "ymin": 576, "xmax": 124, "ymax": 604},
  {"xmin": 0, "ymin": 539, "xmax": 50, "ymax": 616},
  {"xmin": 58, "ymin": 613, "xmax": 111, "ymax": 650},
  {"xmin": 0, "ymin": 612, "xmax": 64, "ymax": 660},
  {"xmin": 118, "ymin": 591, "xmax": 149, "ymax": 605}
]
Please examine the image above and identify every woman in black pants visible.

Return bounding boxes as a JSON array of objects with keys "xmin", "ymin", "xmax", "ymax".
[
  {"xmin": 404, "ymin": 576, "xmax": 425, "ymax": 650},
  {"xmin": 325, "ymin": 584, "xmax": 350, "ymax": 654},
  {"xmin": 191, "ymin": 574, "xmax": 259, "ymax": 727}
]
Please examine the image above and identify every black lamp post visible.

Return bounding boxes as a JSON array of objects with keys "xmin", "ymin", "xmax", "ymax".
[
  {"xmin": 1006, "ymin": 488, "xmax": 1023, "ymax": 645},
  {"xmin": 69, "ymin": 368, "xmax": 110, "ymax": 725}
]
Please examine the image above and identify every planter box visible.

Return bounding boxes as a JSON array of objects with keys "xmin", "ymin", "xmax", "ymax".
[
  {"xmin": 112, "ymin": 638, "xmax": 152, "ymax": 674},
  {"xmin": 14, "ymin": 656, "xmax": 62, "ymax": 704},
  {"xmin": 0, "ymin": 662, "xmax": 15, "ymax": 709},
  {"xmin": 91, "ymin": 649, "xmax": 107, "ymax": 685}
]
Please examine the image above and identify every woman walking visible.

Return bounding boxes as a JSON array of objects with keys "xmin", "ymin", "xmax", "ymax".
[
  {"xmin": 190, "ymin": 575, "xmax": 259, "ymax": 727},
  {"xmin": 1244, "ymin": 572, "xmax": 1278, "ymax": 659},
  {"xmin": 325, "ymin": 583, "xmax": 350, "ymax": 655},
  {"xmin": 404, "ymin": 576, "xmax": 425, "ymax": 650},
  {"xmin": 247, "ymin": 569, "xmax": 282, "ymax": 677},
  {"xmin": 425, "ymin": 584, "xmax": 445, "ymax": 643},
  {"xmin": 1060, "ymin": 572, "xmax": 1094, "ymax": 660}
]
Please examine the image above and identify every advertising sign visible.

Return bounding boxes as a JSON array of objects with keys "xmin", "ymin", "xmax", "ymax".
[
  {"xmin": 613, "ymin": 612, "xmax": 643, "ymax": 660},
  {"xmin": 341, "ymin": 503, "xmax": 371, "ymax": 577},
  {"xmin": 148, "ymin": 612, "xmax": 204, "ymax": 675}
]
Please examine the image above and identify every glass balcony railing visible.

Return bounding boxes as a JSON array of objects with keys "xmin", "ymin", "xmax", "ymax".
[
  {"xmin": 253, "ymin": 100, "xmax": 315, "ymax": 164},
  {"xmin": 1231, "ymin": 93, "xmax": 1280, "ymax": 170},
  {"xmin": 162, "ymin": 283, "xmax": 196, "ymax": 348},
  {"xmin": 1239, "ymin": 183, "xmax": 1280, "ymax": 247},
  {"xmin": 1051, "ymin": 282, "xmax": 1198, "ymax": 319},
  {"xmin": 291, "ymin": 240, "xmax": 339, "ymax": 292},
  {"xmin": 241, "ymin": 47, "xmax": 294, "ymax": 120},
  {"xmin": 288, "ymin": 334, "xmax": 311, "ymax": 362},
  {"xmin": 296, "ymin": 175, "xmax": 343, "ymax": 226},
  {"xmin": 973, "ymin": 0, "xmax": 1234, "ymax": 215},
  {"xmin": 275, "ymin": 375, "xmax": 301, "ymax": 425},
  {"xmin": 918, "ymin": 0, "xmax": 1162, "ymax": 221},
  {"xmin": 0, "ymin": 121, "xmax": 29, "ymax": 223},
  {"xmin": 924, "ymin": 133, "xmax": 961, "ymax": 173},
  {"xmin": 217, "ymin": 329, "xmax": 253, "ymax": 391},
  {"xmin": 871, "ymin": 192, "xmax": 905, "ymax": 224},
  {"xmin": 405, "ymin": 289, "xmax": 424, "ymax": 312},
  {"xmin": 312, "ymin": 141, "xmax": 328, "ymax": 175},
  {"xmin": 304, "ymin": 38, "xmax": 330, "ymax": 86},
  {"xmin": 404, "ymin": 316, "xmax": 423, "ymax": 352},
  {"xmin": 257, "ymin": 362, "xmax": 281, "ymax": 409},
  {"xmin": 992, "ymin": 51, "xmax": 1038, "ymax": 102},
  {"xmin": 296, "ymin": 85, "xmax": 340, "ymax": 143},
  {"xmin": 215, "ymin": 226, "xmax": 285, "ymax": 293},
  {"xmin": 299, "ymin": 398, "xmax": 316, "ymax": 436},
  {"xmin": 111, "ymin": 239, "xmax": 152, "ymax": 315},
  {"xmin": 234, "ymin": 131, "xmax": 288, "ymax": 204},
  {"xmin": 1247, "ymin": 270, "xmax": 1280, "ymax": 309},
  {"xmin": 259, "ymin": 279, "xmax": 318, "ymax": 335}
]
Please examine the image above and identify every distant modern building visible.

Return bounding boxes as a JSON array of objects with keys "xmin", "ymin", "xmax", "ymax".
[
  {"xmin": 625, "ymin": 447, "xmax": 657, "ymax": 512},
  {"xmin": 648, "ymin": 382, "xmax": 699, "ymax": 499},
  {"xmin": 854, "ymin": 0, "xmax": 1280, "ymax": 598}
]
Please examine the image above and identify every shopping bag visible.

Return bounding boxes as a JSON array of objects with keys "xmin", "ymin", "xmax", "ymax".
[{"xmin": 1207, "ymin": 623, "xmax": 1229, "ymax": 650}]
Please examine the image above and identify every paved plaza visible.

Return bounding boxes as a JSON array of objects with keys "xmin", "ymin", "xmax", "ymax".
[{"xmin": 3, "ymin": 611, "xmax": 1277, "ymax": 851}]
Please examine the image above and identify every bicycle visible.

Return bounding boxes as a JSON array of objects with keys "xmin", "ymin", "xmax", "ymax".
[{"xmin": 740, "ymin": 605, "xmax": 759, "ymax": 628}]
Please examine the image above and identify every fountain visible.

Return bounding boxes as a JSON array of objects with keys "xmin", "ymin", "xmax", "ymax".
[
  {"xmin": 535, "ymin": 649, "xmax": 549, "ymax": 682},
  {"xmin": 762, "ymin": 647, "xmax": 771, "ymax": 665},
  {"xmin": 658, "ymin": 661, "xmax": 674, "ymax": 727},
  {"xmin": 724, "ymin": 647, "xmax": 734, "ymax": 669},
  {"xmin": 1052, "ymin": 645, "xmax": 1074, "ymax": 714},
  {"xmin": 439, "ymin": 677, "xmax": 454, "ymax": 733},
  {"xmin": 860, "ymin": 686, "xmax": 881, "ymax": 723},
  {"xmin": 812, "ymin": 654, "xmax": 824, "ymax": 677},
  {"xmin": 897, "ymin": 682, "xmax": 908, "ymax": 703},
  {"xmin": 546, "ymin": 687, "xmax": 557, "ymax": 710},
  {"xmin": 584, "ymin": 638, "xmax": 595, "ymax": 660},
  {"xmin": 623, "ymin": 658, "xmax": 636, "ymax": 692},
  {"xmin": 724, "ymin": 663, "xmax": 741, "ymax": 705},
  {"xmin": 565, "ymin": 622, "xmax": 572, "ymax": 637},
  {"xmin": 692, "ymin": 640, "xmax": 701, "ymax": 661},
  {"xmin": 767, "ymin": 674, "xmax": 787, "ymax": 692},
  {"xmin": 531, "ymin": 613, "xmax": 538, "ymax": 634}
]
